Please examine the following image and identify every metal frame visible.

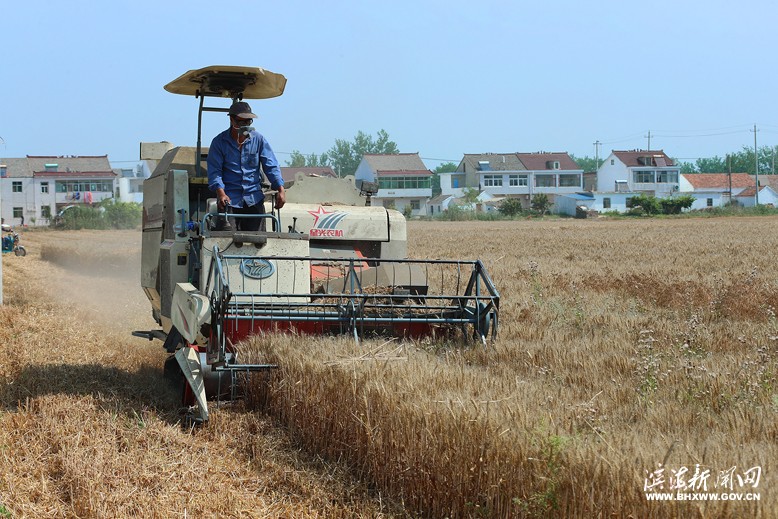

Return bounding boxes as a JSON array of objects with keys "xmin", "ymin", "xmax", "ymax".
[{"xmin": 203, "ymin": 245, "xmax": 500, "ymax": 372}]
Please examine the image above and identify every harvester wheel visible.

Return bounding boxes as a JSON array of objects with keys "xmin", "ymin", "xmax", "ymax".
[{"xmin": 14, "ymin": 246, "xmax": 26, "ymax": 257}]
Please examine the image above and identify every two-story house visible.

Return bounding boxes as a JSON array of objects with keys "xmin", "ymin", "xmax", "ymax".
[
  {"xmin": 0, "ymin": 155, "xmax": 116, "ymax": 226},
  {"xmin": 439, "ymin": 152, "xmax": 583, "ymax": 210},
  {"xmin": 354, "ymin": 153, "xmax": 432, "ymax": 216},
  {"xmin": 597, "ymin": 150, "xmax": 680, "ymax": 197}
]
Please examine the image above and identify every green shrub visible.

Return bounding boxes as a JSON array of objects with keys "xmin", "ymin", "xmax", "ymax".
[
  {"xmin": 54, "ymin": 201, "xmax": 141, "ymax": 230},
  {"xmin": 498, "ymin": 198, "xmax": 523, "ymax": 217},
  {"xmin": 626, "ymin": 194, "xmax": 661, "ymax": 215},
  {"xmin": 660, "ymin": 195, "xmax": 695, "ymax": 214},
  {"xmin": 103, "ymin": 201, "xmax": 142, "ymax": 229}
]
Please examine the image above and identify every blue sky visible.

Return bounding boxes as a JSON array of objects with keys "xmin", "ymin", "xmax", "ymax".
[{"xmin": 2, "ymin": 0, "xmax": 778, "ymax": 170}]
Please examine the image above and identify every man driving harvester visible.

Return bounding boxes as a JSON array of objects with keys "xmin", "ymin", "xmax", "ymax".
[{"xmin": 207, "ymin": 101, "xmax": 286, "ymax": 231}]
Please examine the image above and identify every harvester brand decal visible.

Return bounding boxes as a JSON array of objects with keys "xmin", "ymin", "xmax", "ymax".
[
  {"xmin": 240, "ymin": 258, "xmax": 276, "ymax": 279},
  {"xmin": 308, "ymin": 206, "xmax": 346, "ymax": 237}
]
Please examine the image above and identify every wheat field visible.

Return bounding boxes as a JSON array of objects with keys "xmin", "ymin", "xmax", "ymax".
[{"xmin": 0, "ymin": 217, "xmax": 776, "ymax": 517}]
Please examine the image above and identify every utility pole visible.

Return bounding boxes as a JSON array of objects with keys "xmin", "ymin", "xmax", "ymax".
[
  {"xmin": 727, "ymin": 154, "xmax": 732, "ymax": 205},
  {"xmin": 645, "ymin": 130, "xmax": 652, "ymax": 151},
  {"xmin": 593, "ymin": 140, "xmax": 601, "ymax": 170},
  {"xmin": 751, "ymin": 124, "xmax": 759, "ymax": 205}
]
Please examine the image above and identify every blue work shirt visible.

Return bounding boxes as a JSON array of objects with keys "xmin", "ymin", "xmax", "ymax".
[{"xmin": 207, "ymin": 128, "xmax": 284, "ymax": 208}]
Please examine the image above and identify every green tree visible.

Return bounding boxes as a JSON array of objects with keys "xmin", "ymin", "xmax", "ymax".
[
  {"xmin": 530, "ymin": 193, "xmax": 552, "ymax": 215},
  {"xmin": 286, "ymin": 150, "xmax": 330, "ymax": 168},
  {"xmin": 569, "ymin": 154, "xmax": 599, "ymax": 172},
  {"xmin": 462, "ymin": 187, "xmax": 480, "ymax": 205},
  {"xmin": 432, "ymin": 162, "xmax": 457, "ymax": 196},
  {"xmin": 680, "ymin": 161, "xmax": 697, "ymax": 174},
  {"xmin": 695, "ymin": 156, "xmax": 728, "ymax": 173},
  {"xmin": 715, "ymin": 145, "xmax": 778, "ymax": 176},
  {"xmin": 325, "ymin": 129, "xmax": 399, "ymax": 177}
]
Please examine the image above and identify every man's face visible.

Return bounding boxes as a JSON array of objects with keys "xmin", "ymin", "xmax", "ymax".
[{"xmin": 231, "ymin": 115, "xmax": 253, "ymax": 127}]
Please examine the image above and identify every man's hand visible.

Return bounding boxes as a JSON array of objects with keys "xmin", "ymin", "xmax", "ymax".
[
  {"xmin": 216, "ymin": 188, "xmax": 231, "ymax": 209},
  {"xmin": 274, "ymin": 186, "xmax": 286, "ymax": 209}
]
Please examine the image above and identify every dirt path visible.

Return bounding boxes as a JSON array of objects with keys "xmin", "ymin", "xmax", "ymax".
[{"xmin": 0, "ymin": 230, "xmax": 400, "ymax": 518}]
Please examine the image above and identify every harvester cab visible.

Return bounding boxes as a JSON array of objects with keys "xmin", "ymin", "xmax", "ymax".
[{"xmin": 134, "ymin": 66, "xmax": 500, "ymax": 423}]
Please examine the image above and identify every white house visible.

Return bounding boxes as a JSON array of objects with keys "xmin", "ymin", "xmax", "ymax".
[
  {"xmin": 555, "ymin": 192, "xmax": 635, "ymax": 215},
  {"xmin": 115, "ymin": 164, "xmax": 150, "ymax": 204},
  {"xmin": 441, "ymin": 152, "xmax": 583, "ymax": 210},
  {"xmin": 735, "ymin": 185, "xmax": 778, "ymax": 207},
  {"xmin": 597, "ymin": 150, "xmax": 680, "ymax": 197},
  {"xmin": 679, "ymin": 173, "xmax": 754, "ymax": 209},
  {"xmin": 1, "ymin": 155, "xmax": 116, "ymax": 227},
  {"xmin": 354, "ymin": 153, "xmax": 433, "ymax": 216},
  {"xmin": 427, "ymin": 193, "xmax": 455, "ymax": 216}
]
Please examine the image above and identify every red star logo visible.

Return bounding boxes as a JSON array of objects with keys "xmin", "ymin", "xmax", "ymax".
[{"xmin": 307, "ymin": 206, "xmax": 332, "ymax": 226}]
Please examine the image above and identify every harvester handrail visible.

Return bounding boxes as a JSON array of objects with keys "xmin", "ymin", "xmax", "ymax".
[{"xmin": 201, "ymin": 212, "xmax": 281, "ymax": 234}]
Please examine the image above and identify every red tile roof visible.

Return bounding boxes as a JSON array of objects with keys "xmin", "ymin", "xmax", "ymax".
[
  {"xmin": 683, "ymin": 173, "xmax": 753, "ymax": 189},
  {"xmin": 735, "ymin": 185, "xmax": 770, "ymax": 197},
  {"xmin": 613, "ymin": 150, "xmax": 674, "ymax": 167},
  {"xmin": 515, "ymin": 152, "xmax": 579, "ymax": 170}
]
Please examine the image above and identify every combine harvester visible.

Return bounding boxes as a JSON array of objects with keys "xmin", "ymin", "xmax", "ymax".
[{"xmin": 134, "ymin": 66, "xmax": 500, "ymax": 423}]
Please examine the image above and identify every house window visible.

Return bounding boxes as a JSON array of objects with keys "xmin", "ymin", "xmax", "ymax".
[
  {"xmin": 535, "ymin": 175, "xmax": 555, "ymax": 187},
  {"xmin": 633, "ymin": 170, "xmax": 655, "ymax": 183},
  {"xmin": 54, "ymin": 180, "xmax": 114, "ymax": 193},
  {"xmin": 509, "ymin": 175, "xmax": 528, "ymax": 187},
  {"xmin": 41, "ymin": 182, "xmax": 49, "ymax": 194},
  {"xmin": 707, "ymin": 198, "xmax": 713, "ymax": 207},
  {"xmin": 0, "ymin": 165, "xmax": 6, "ymax": 177},
  {"xmin": 378, "ymin": 176, "xmax": 431, "ymax": 190},
  {"xmin": 410, "ymin": 200, "xmax": 420, "ymax": 210},
  {"xmin": 12, "ymin": 181, "xmax": 22, "ymax": 193},
  {"xmin": 12, "ymin": 207, "xmax": 23, "ymax": 218},
  {"xmin": 452, "ymin": 178, "xmax": 459, "ymax": 188},
  {"xmin": 44, "ymin": 164, "xmax": 58, "ymax": 172},
  {"xmin": 559, "ymin": 174, "xmax": 580, "ymax": 187},
  {"xmin": 610, "ymin": 159, "xmax": 615, "ymax": 165},
  {"xmin": 603, "ymin": 197, "xmax": 611, "ymax": 209},
  {"xmin": 657, "ymin": 170, "xmax": 679, "ymax": 183},
  {"xmin": 42, "ymin": 206, "xmax": 52, "ymax": 218},
  {"xmin": 483, "ymin": 174, "xmax": 502, "ymax": 187}
]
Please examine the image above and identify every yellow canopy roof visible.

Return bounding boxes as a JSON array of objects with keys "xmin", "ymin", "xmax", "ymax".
[{"xmin": 164, "ymin": 65, "xmax": 286, "ymax": 99}]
